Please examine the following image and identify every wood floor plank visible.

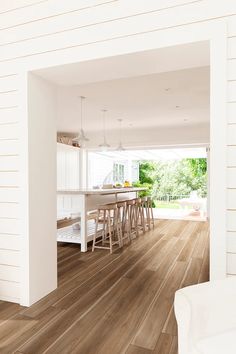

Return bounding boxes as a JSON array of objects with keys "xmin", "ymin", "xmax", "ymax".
[
  {"xmin": 181, "ymin": 257, "xmax": 203, "ymax": 289},
  {"xmin": 20, "ymin": 277, "xmax": 132, "ymax": 354},
  {"xmin": 0, "ymin": 306, "xmax": 62, "ymax": 354},
  {"xmin": 0, "ymin": 219, "xmax": 209, "ymax": 354},
  {"xmin": 46, "ymin": 270, "xmax": 163, "ymax": 354},
  {"xmin": 0, "ymin": 302, "xmax": 23, "ymax": 326},
  {"xmin": 131, "ymin": 261, "xmax": 188, "ymax": 350},
  {"xmin": 169, "ymin": 336, "xmax": 178, "ymax": 354},
  {"xmin": 126, "ymin": 344, "xmax": 152, "ymax": 354},
  {"xmin": 198, "ymin": 234, "xmax": 210, "ymax": 283},
  {"xmin": 153, "ymin": 333, "xmax": 174, "ymax": 354},
  {"xmin": 162, "ymin": 306, "xmax": 177, "ymax": 336},
  {"xmin": 18, "ymin": 233, "xmax": 166, "ymax": 353}
]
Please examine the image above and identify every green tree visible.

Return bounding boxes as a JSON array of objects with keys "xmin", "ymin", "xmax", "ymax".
[{"xmin": 136, "ymin": 158, "xmax": 207, "ymax": 203}]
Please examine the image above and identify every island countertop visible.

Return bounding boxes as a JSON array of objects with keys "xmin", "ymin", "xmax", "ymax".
[{"xmin": 57, "ymin": 187, "xmax": 146, "ymax": 195}]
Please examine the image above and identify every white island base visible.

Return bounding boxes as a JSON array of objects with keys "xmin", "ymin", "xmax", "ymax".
[{"xmin": 57, "ymin": 188, "xmax": 146, "ymax": 252}]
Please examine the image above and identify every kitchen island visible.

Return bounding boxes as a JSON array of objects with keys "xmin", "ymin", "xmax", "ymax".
[{"xmin": 57, "ymin": 187, "xmax": 146, "ymax": 251}]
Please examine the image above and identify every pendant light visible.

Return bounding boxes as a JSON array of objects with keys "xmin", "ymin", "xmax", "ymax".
[
  {"xmin": 116, "ymin": 118, "xmax": 125, "ymax": 151},
  {"xmin": 99, "ymin": 109, "xmax": 110, "ymax": 151},
  {"xmin": 72, "ymin": 96, "xmax": 89, "ymax": 148}
]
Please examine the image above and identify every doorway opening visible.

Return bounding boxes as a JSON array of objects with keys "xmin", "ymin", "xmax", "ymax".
[
  {"xmin": 26, "ymin": 36, "xmax": 224, "ymax": 308},
  {"xmin": 88, "ymin": 146, "xmax": 208, "ymax": 222}
]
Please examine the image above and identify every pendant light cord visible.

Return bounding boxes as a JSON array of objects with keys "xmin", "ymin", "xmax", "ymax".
[
  {"xmin": 118, "ymin": 118, "xmax": 122, "ymax": 145},
  {"xmin": 102, "ymin": 109, "xmax": 107, "ymax": 142},
  {"xmin": 80, "ymin": 96, "xmax": 85, "ymax": 131}
]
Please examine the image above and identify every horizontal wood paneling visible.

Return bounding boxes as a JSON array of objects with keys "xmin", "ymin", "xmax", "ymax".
[
  {"xmin": 227, "ymin": 232, "xmax": 236, "ymax": 253},
  {"xmin": 227, "ymin": 15, "xmax": 236, "ymax": 275},
  {"xmin": 0, "ymin": 91, "xmax": 18, "ymax": 107},
  {"xmin": 228, "ymin": 59, "xmax": 236, "ymax": 81},
  {"xmin": 0, "ymin": 188, "xmax": 20, "ymax": 203},
  {"xmin": 0, "ymin": 123, "xmax": 20, "ymax": 140},
  {"xmin": 227, "ymin": 15, "xmax": 236, "ymax": 37},
  {"xmin": 227, "ymin": 146, "xmax": 236, "ymax": 166},
  {"xmin": 227, "ymin": 189, "xmax": 236, "ymax": 209},
  {"xmin": 0, "ymin": 264, "xmax": 20, "ymax": 282},
  {"xmin": 0, "ymin": 171, "xmax": 19, "ymax": 187},
  {"xmin": 0, "ymin": 279, "xmax": 20, "ymax": 302},
  {"xmin": 0, "ymin": 0, "xmax": 47, "ymax": 14},
  {"xmin": 228, "ymin": 102, "xmax": 236, "ymax": 123},
  {"xmin": 0, "ymin": 106, "xmax": 19, "ymax": 124},
  {"xmin": 227, "ymin": 168, "xmax": 236, "ymax": 188},
  {"xmin": 0, "ymin": 0, "xmax": 115, "ymax": 30},
  {"xmin": 228, "ymin": 37, "xmax": 236, "ymax": 59},
  {"xmin": 228, "ymin": 80, "xmax": 236, "ymax": 102},
  {"xmin": 0, "ymin": 140, "xmax": 19, "ymax": 156},
  {"xmin": 0, "ymin": 249, "xmax": 20, "ymax": 266},
  {"xmin": 0, "ymin": 75, "xmax": 19, "ymax": 91},
  {"xmin": 0, "ymin": 219, "xmax": 20, "ymax": 235},
  {"xmin": 0, "ymin": 203, "xmax": 19, "ymax": 219},
  {"xmin": 227, "ymin": 210, "xmax": 236, "ymax": 231},
  {"xmin": 0, "ymin": 58, "xmax": 20, "ymax": 304},
  {"xmin": 227, "ymin": 252, "xmax": 236, "ymax": 274},
  {"xmin": 0, "ymin": 155, "xmax": 19, "ymax": 170},
  {"xmin": 0, "ymin": 234, "xmax": 21, "ymax": 250},
  {"xmin": 1, "ymin": 2, "xmax": 236, "ymax": 63},
  {"xmin": 227, "ymin": 124, "xmax": 236, "ymax": 145},
  {"xmin": 0, "ymin": 0, "xmax": 202, "ymax": 46}
]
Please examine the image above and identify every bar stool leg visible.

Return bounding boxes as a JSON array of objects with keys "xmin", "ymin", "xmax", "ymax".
[
  {"xmin": 140, "ymin": 202, "xmax": 146, "ymax": 233},
  {"xmin": 128, "ymin": 204, "xmax": 133, "ymax": 239},
  {"xmin": 107, "ymin": 213, "xmax": 113, "ymax": 254},
  {"xmin": 150, "ymin": 203, "xmax": 154, "ymax": 229},
  {"xmin": 92, "ymin": 214, "xmax": 99, "ymax": 252},
  {"xmin": 123, "ymin": 205, "xmax": 131, "ymax": 243},
  {"xmin": 135, "ymin": 203, "xmax": 139, "ymax": 237},
  {"xmin": 146, "ymin": 200, "xmax": 151, "ymax": 230},
  {"xmin": 115, "ymin": 208, "xmax": 123, "ymax": 248}
]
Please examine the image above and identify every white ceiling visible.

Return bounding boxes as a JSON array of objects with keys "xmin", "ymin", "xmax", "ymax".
[
  {"xmin": 56, "ymin": 66, "xmax": 209, "ymax": 133},
  {"xmin": 35, "ymin": 41, "xmax": 210, "ymax": 147}
]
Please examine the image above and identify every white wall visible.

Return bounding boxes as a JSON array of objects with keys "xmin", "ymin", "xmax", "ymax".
[
  {"xmin": 88, "ymin": 152, "xmax": 113, "ymax": 187},
  {"xmin": 0, "ymin": 0, "xmax": 236, "ymax": 304},
  {"xmin": 26, "ymin": 73, "xmax": 57, "ymax": 305}
]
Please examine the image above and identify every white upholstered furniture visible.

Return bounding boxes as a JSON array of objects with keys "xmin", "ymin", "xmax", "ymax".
[{"xmin": 174, "ymin": 277, "xmax": 236, "ymax": 354}]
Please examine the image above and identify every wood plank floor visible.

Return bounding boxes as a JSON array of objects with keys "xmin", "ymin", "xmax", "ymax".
[{"xmin": 0, "ymin": 219, "xmax": 209, "ymax": 354}]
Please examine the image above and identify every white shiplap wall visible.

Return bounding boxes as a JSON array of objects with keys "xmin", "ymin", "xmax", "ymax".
[
  {"xmin": 227, "ymin": 17, "xmax": 236, "ymax": 275},
  {"xmin": 0, "ymin": 0, "xmax": 236, "ymax": 304},
  {"xmin": 0, "ymin": 70, "xmax": 21, "ymax": 302}
]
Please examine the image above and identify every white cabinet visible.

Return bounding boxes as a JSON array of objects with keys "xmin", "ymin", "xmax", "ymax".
[{"xmin": 57, "ymin": 143, "xmax": 80, "ymax": 190}]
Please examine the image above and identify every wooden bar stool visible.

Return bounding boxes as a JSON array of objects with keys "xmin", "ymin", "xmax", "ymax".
[
  {"xmin": 134, "ymin": 197, "xmax": 146, "ymax": 236},
  {"xmin": 92, "ymin": 203, "xmax": 122, "ymax": 254},
  {"xmin": 117, "ymin": 201, "xmax": 131, "ymax": 245},
  {"xmin": 146, "ymin": 196, "xmax": 155, "ymax": 229},
  {"xmin": 125, "ymin": 199, "xmax": 137, "ymax": 239}
]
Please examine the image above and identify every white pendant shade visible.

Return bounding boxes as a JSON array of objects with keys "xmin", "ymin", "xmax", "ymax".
[{"xmin": 116, "ymin": 141, "xmax": 126, "ymax": 151}]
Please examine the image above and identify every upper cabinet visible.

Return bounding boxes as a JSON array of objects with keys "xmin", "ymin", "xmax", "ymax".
[{"xmin": 57, "ymin": 143, "xmax": 80, "ymax": 190}]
